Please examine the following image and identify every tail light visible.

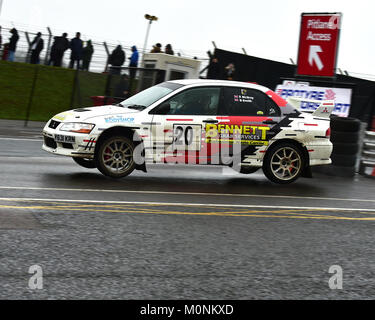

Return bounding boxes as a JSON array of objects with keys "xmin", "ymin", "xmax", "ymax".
[{"xmin": 326, "ymin": 127, "xmax": 331, "ymax": 138}]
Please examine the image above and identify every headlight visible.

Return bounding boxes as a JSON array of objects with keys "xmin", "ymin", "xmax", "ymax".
[{"xmin": 60, "ymin": 123, "xmax": 95, "ymax": 134}]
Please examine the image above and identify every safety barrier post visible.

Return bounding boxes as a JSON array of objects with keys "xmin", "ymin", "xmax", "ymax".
[
  {"xmin": 359, "ymin": 131, "xmax": 375, "ymax": 179},
  {"xmin": 44, "ymin": 27, "xmax": 52, "ymax": 65},
  {"xmin": 24, "ymin": 65, "xmax": 39, "ymax": 127}
]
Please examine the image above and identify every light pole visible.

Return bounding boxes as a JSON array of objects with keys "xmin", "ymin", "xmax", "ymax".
[
  {"xmin": 0, "ymin": 0, "xmax": 3, "ymax": 17},
  {"xmin": 142, "ymin": 14, "xmax": 158, "ymax": 66}
]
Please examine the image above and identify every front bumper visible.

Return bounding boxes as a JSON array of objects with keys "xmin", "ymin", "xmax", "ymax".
[{"xmin": 42, "ymin": 121, "xmax": 98, "ymax": 158}]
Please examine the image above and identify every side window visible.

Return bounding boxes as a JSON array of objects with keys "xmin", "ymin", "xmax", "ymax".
[
  {"xmin": 152, "ymin": 87, "xmax": 221, "ymax": 115},
  {"xmin": 221, "ymin": 87, "xmax": 280, "ymax": 116}
]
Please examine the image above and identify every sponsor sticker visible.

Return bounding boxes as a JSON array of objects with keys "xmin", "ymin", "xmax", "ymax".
[
  {"xmin": 205, "ymin": 124, "xmax": 269, "ymax": 145},
  {"xmin": 105, "ymin": 116, "xmax": 135, "ymax": 123}
]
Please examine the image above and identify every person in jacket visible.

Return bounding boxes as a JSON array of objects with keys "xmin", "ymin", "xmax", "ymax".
[
  {"xmin": 30, "ymin": 32, "xmax": 44, "ymax": 64},
  {"xmin": 69, "ymin": 32, "xmax": 83, "ymax": 69},
  {"xmin": 50, "ymin": 33, "xmax": 70, "ymax": 67},
  {"xmin": 109, "ymin": 45, "xmax": 125, "ymax": 74},
  {"xmin": 128, "ymin": 45, "xmax": 138, "ymax": 79},
  {"xmin": 81, "ymin": 40, "xmax": 94, "ymax": 71},
  {"xmin": 8, "ymin": 28, "xmax": 19, "ymax": 62},
  {"xmin": 225, "ymin": 63, "xmax": 235, "ymax": 80},
  {"xmin": 165, "ymin": 44, "xmax": 174, "ymax": 55},
  {"xmin": 150, "ymin": 43, "xmax": 162, "ymax": 53},
  {"xmin": 207, "ymin": 57, "xmax": 220, "ymax": 80}
]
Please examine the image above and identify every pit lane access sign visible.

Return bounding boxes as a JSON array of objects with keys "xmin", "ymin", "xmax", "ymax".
[{"xmin": 297, "ymin": 13, "xmax": 342, "ymax": 77}]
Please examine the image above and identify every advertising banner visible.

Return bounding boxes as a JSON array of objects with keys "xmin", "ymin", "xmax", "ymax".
[{"xmin": 275, "ymin": 84, "xmax": 352, "ymax": 117}]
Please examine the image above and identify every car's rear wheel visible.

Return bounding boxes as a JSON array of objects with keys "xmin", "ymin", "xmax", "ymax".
[
  {"xmin": 95, "ymin": 136, "xmax": 135, "ymax": 178},
  {"xmin": 263, "ymin": 142, "xmax": 305, "ymax": 184},
  {"xmin": 73, "ymin": 157, "xmax": 96, "ymax": 169}
]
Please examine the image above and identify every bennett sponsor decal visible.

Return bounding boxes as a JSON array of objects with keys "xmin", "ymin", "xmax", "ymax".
[
  {"xmin": 105, "ymin": 116, "xmax": 135, "ymax": 123},
  {"xmin": 275, "ymin": 84, "xmax": 352, "ymax": 117},
  {"xmin": 205, "ymin": 124, "xmax": 270, "ymax": 146}
]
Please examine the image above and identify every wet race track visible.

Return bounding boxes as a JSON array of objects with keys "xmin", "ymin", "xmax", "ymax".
[{"xmin": 0, "ymin": 123, "xmax": 375, "ymax": 299}]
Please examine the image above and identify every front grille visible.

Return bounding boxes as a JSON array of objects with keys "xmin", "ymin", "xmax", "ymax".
[
  {"xmin": 49, "ymin": 120, "xmax": 61, "ymax": 129},
  {"xmin": 44, "ymin": 137, "xmax": 57, "ymax": 149},
  {"xmin": 62, "ymin": 143, "xmax": 74, "ymax": 149}
]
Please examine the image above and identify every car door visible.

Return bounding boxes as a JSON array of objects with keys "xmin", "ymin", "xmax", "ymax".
[
  {"xmin": 149, "ymin": 86, "xmax": 222, "ymax": 164},
  {"xmin": 217, "ymin": 86, "xmax": 282, "ymax": 165}
]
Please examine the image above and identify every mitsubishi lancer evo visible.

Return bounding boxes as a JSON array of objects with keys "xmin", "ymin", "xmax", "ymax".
[{"xmin": 42, "ymin": 79, "xmax": 333, "ymax": 184}]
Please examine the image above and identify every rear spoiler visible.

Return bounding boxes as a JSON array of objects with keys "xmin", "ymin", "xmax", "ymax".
[{"xmin": 287, "ymin": 97, "xmax": 335, "ymax": 118}]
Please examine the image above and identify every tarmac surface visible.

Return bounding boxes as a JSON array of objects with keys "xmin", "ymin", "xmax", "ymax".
[{"xmin": 0, "ymin": 121, "xmax": 374, "ymax": 299}]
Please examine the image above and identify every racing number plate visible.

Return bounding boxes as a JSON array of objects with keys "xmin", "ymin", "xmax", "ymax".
[
  {"xmin": 54, "ymin": 134, "xmax": 75, "ymax": 143},
  {"xmin": 173, "ymin": 124, "xmax": 201, "ymax": 151}
]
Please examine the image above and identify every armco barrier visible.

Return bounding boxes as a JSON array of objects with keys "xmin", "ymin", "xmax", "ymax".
[{"xmin": 359, "ymin": 131, "xmax": 375, "ymax": 179}]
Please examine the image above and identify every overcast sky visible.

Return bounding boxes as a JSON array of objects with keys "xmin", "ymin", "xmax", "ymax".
[{"xmin": 1, "ymin": 0, "xmax": 374, "ymax": 77}]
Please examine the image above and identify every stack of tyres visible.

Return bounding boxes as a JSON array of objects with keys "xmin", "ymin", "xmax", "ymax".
[{"xmin": 330, "ymin": 116, "xmax": 361, "ymax": 177}]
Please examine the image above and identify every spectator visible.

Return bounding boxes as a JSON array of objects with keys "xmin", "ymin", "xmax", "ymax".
[
  {"xmin": 128, "ymin": 45, "xmax": 138, "ymax": 79},
  {"xmin": 207, "ymin": 57, "xmax": 220, "ymax": 79},
  {"xmin": 82, "ymin": 40, "xmax": 94, "ymax": 71},
  {"xmin": 8, "ymin": 28, "xmax": 19, "ymax": 62},
  {"xmin": 30, "ymin": 32, "xmax": 44, "ymax": 64},
  {"xmin": 50, "ymin": 33, "xmax": 70, "ymax": 67},
  {"xmin": 150, "ymin": 43, "xmax": 162, "ymax": 53},
  {"xmin": 165, "ymin": 44, "xmax": 174, "ymax": 55},
  {"xmin": 0, "ymin": 26, "xmax": 2, "ymax": 51},
  {"xmin": 225, "ymin": 63, "xmax": 235, "ymax": 80},
  {"xmin": 109, "ymin": 45, "xmax": 125, "ymax": 75},
  {"xmin": 69, "ymin": 32, "xmax": 83, "ymax": 69}
]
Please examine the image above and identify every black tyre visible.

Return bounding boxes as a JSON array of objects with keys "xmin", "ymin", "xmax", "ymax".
[
  {"xmin": 73, "ymin": 157, "xmax": 96, "ymax": 169},
  {"xmin": 332, "ymin": 143, "xmax": 360, "ymax": 155},
  {"xmin": 239, "ymin": 166, "xmax": 260, "ymax": 174},
  {"xmin": 331, "ymin": 153, "xmax": 357, "ymax": 167},
  {"xmin": 330, "ymin": 131, "xmax": 360, "ymax": 143},
  {"xmin": 263, "ymin": 142, "xmax": 305, "ymax": 184},
  {"xmin": 330, "ymin": 117, "xmax": 360, "ymax": 132},
  {"xmin": 95, "ymin": 135, "xmax": 135, "ymax": 178}
]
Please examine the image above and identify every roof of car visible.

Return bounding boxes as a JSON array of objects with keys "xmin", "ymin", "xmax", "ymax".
[{"xmin": 168, "ymin": 79, "xmax": 270, "ymax": 93}]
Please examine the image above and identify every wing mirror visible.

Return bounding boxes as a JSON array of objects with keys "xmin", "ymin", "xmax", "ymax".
[{"xmin": 150, "ymin": 102, "xmax": 170, "ymax": 115}]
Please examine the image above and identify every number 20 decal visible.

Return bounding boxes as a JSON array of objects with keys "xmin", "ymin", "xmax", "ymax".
[{"xmin": 174, "ymin": 126, "xmax": 194, "ymax": 145}]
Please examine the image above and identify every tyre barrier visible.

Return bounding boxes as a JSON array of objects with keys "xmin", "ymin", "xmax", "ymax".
[
  {"xmin": 330, "ymin": 117, "xmax": 361, "ymax": 176},
  {"xmin": 359, "ymin": 131, "xmax": 375, "ymax": 179},
  {"xmin": 313, "ymin": 116, "xmax": 361, "ymax": 177}
]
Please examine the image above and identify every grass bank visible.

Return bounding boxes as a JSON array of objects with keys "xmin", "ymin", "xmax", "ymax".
[{"xmin": 0, "ymin": 60, "xmax": 107, "ymax": 121}]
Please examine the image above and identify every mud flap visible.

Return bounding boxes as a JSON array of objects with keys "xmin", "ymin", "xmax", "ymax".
[
  {"xmin": 135, "ymin": 162, "xmax": 147, "ymax": 173},
  {"xmin": 301, "ymin": 165, "xmax": 313, "ymax": 178}
]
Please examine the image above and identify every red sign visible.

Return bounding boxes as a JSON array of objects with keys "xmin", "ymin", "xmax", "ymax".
[{"xmin": 297, "ymin": 13, "xmax": 342, "ymax": 77}]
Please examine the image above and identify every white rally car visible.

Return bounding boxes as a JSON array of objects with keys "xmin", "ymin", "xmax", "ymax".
[{"xmin": 42, "ymin": 79, "xmax": 333, "ymax": 184}]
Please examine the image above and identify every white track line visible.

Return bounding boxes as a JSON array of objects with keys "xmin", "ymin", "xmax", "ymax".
[
  {"xmin": 0, "ymin": 197, "xmax": 374, "ymax": 212},
  {"xmin": 0, "ymin": 185, "xmax": 373, "ymax": 204},
  {"xmin": 0, "ymin": 137, "xmax": 42, "ymax": 142}
]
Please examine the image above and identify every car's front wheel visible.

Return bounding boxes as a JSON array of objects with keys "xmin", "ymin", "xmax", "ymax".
[
  {"xmin": 73, "ymin": 157, "xmax": 96, "ymax": 169},
  {"xmin": 95, "ymin": 136, "xmax": 135, "ymax": 178},
  {"xmin": 263, "ymin": 142, "xmax": 305, "ymax": 184}
]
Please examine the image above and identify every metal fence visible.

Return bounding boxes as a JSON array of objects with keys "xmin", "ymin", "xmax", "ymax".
[{"xmin": 0, "ymin": 22, "xmax": 210, "ymax": 74}]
